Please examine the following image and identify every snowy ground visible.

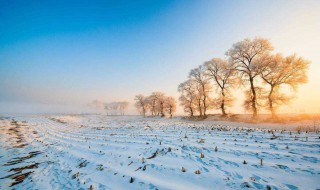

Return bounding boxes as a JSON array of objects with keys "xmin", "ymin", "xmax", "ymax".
[{"xmin": 0, "ymin": 114, "xmax": 319, "ymax": 190}]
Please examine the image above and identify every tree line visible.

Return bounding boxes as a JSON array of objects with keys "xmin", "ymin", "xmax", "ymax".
[
  {"xmin": 90, "ymin": 100, "xmax": 129, "ymax": 115},
  {"xmin": 178, "ymin": 37, "xmax": 309, "ymax": 118},
  {"xmin": 134, "ymin": 92, "xmax": 177, "ymax": 118}
]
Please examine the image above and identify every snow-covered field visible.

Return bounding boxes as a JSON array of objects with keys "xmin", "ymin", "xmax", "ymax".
[{"xmin": 0, "ymin": 114, "xmax": 319, "ymax": 190}]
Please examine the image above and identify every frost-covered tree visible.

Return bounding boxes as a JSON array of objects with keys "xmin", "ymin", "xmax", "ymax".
[
  {"xmin": 261, "ymin": 53, "xmax": 309, "ymax": 118},
  {"xmin": 104, "ymin": 101, "xmax": 129, "ymax": 115},
  {"xmin": 178, "ymin": 80, "xmax": 197, "ymax": 116},
  {"xmin": 189, "ymin": 65, "xmax": 211, "ymax": 117},
  {"xmin": 194, "ymin": 83, "xmax": 206, "ymax": 116},
  {"xmin": 147, "ymin": 93, "xmax": 158, "ymax": 116},
  {"xmin": 226, "ymin": 37, "xmax": 273, "ymax": 117},
  {"xmin": 118, "ymin": 101, "xmax": 130, "ymax": 115},
  {"xmin": 90, "ymin": 100, "xmax": 129, "ymax": 115},
  {"xmin": 89, "ymin": 100, "xmax": 106, "ymax": 109},
  {"xmin": 156, "ymin": 92, "xmax": 166, "ymax": 117},
  {"xmin": 134, "ymin": 95, "xmax": 148, "ymax": 117},
  {"xmin": 204, "ymin": 58, "xmax": 237, "ymax": 115},
  {"xmin": 148, "ymin": 92, "xmax": 166, "ymax": 117},
  {"xmin": 165, "ymin": 96, "xmax": 177, "ymax": 118},
  {"xmin": 105, "ymin": 102, "xmax": 117, "ymax": 115}
]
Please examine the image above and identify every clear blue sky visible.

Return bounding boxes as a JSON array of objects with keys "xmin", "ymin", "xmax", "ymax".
[{"xmin": 1, "ymin": 0, "xmax": 319, "ymax": 113}]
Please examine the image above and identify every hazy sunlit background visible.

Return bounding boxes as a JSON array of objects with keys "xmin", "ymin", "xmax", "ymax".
[{"xmin": 1, "ymin": 0, "xmax": 319, "ymax": 114}]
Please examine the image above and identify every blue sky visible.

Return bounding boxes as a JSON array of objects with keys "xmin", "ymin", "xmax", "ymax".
[{"xmin": 1, "ymin": 0, "xmax": 320, "ymax": 113}]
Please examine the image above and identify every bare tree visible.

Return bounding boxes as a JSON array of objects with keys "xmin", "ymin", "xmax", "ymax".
[
  {"xmin": 261, "ymin": 53, "xmax": 309, "ymax": 118},
  {"xmin": 146, "ymin": 92, "xmax": 167, "ymax": 117},
  {"xmin": 226, "ymin": 37, "xmax": 273, "ymax": 117},
  {"xmin": 155, "ymin": 92, "xmax": 166, "ymax": 117},
  {"xmin": 134, "ymin": 95, "xmax": 149, "ymax": 117},
  {"xmin": 105, "ymin": 102, "xmax": 119, "ymax": 115},
  {"xmin": 89, "ymin": 100, "xmax": 106, "ymax": 109},
  {"xmin": 189, "ymin": 65, "xmax": 211, "ymax": 117},
  {"xmin": 104, "ymin": 101, "xmax": 130, "ymax": 115},
  {"xmin": 204, "ymin": 58, "xmax": 237, "ymax": 115},
  {"xmin": 147, "ymin": 93, "xmax": 157, "ymax": 116},
  {"xmin": 178, "ymin": 80, "xmax": 197, "ymax": 116},
  {"xmin": 119, "ymin": 101, "xmax": 130, "ymax": 115},
  {"xmin": 165, "ymin": 96, "xmax": 177, "ymax": 118}
]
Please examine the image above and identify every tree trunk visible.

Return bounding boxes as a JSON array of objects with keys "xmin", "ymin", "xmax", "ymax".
[
  {"xmin": 143, "ymin": 107, "xmax": 146, "ymax": 117},
  {"xmin": 198, "ymin": 99, "xmax": 202, "ymax": 117},
  {"xmin": 249, "ymin": 77, "xmax": 257, "ymax": 118},
  {"xmin": 221, "ymin": 90, "xmax": 226, "ymax": 116},
  {"xmin": 203, "ymin": 96, "xmax": 207, "ymax": 117},
  {"xmin": 151, "ymin": 101, "xmax": 155, "ymax": 116},
  {"xmin": 202, "ymin": 84, "xmax": 207, "ymax": 117},
  {"xmin": 189, "ymin": 101, "xmax": 194, "ymax": 117},
  {"xmin": 160, "ymin": 102, "xmax": 165, "ymax": 117},
  {"xmin": 268, "ymin": 85, "xmax": 276, "ymax": 118}
]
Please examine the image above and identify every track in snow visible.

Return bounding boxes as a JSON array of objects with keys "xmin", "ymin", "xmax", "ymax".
[{"xmin": 0, "ymin": 115, "xmax": 319, "ymax": 190}]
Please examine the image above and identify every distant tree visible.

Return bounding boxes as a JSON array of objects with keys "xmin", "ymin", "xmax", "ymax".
[
  {"xmin": 90, "ymin": 100, "xmax": 129, "ymax": 115},
  {"xmin": 165, "ymin": 96, "xmax": 177, "ymax": 118},
  {"xmin": 189, "ymin": 65, "xmax": 211, "ymax": 117},
  {"xmin": 156, "ymin": 92, "xmax": 166, "ymax": 117},
  {"xmin": 204, "ymin": 58, "xmax": 237, "ymax": 115},
  {"xmin": 89, "ymin": 100, "xmax": 106, "ymax": 109},
  {"xmin": 147, "ymin": 93, "xmax": 158, "ymax": 116},
  {"xmin": 226, "ymin": 37, "xmax": 273, "ymax": 117},
  {"xmin": 118, "ymin": 101, "xmax": 130, "ymax": 115},
  {"xmin": 148, "ymin": 92, "xmax": 166, "ymax": 117},
  {"xmin": 134, "ymin": 95, "xmax": 149, "ymax": 117},
  {"xmin": 178, "ymin": 80, "xmax": 197, "ymax": 116},
  {"xmin": 261, "ymin": 53, "xmax": 309, "ymax": 118},
  {"xmin": 105, "ymin": 102, "xmax": 120, "ymax": 115}
]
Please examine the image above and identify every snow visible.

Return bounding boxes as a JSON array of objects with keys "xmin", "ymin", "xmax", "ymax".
[{"xmin": 0, "ymin": 114, "xmax": 319, "ymax": 190}]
